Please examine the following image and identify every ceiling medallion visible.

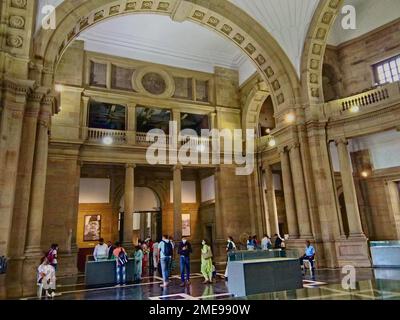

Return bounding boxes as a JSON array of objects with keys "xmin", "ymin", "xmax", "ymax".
[
  {"xmin": 141, "ymin": 72, "xmax": 166, "ymax": 95},
  {"xmin": 132, "ymin": 67, "xmax": 175, "ymax": 98}
]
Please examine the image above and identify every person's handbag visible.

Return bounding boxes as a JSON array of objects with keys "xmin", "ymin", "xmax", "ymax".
[{"xmin": 203, "ymin": 248, "xmax": 213, "ymax": 260}]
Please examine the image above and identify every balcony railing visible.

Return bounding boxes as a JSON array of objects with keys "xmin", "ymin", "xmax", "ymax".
[
  {"xmin": 324, "ymin": 82, "xmax": 400, "ymax": 117},
  {"xmin": 86, "ymin": 129, "xmax": 211, "ymax": 150},
  {"xmin": 87, "ymin": 128, "xmax": 126, "ymax": 144}
]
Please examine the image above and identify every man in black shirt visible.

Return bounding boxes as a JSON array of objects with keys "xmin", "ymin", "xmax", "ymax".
[{"xmin": 178, "ymin": 237, "xmax": 193, "ymax": 287}]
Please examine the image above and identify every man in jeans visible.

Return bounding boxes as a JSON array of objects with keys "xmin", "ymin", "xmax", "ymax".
[
  {"xmin": 178, "ymin": 236, "xmax": 192, "ymax": 287},
  {"xmin": 113, "ymin": 241, "xmax": 127, "ymax": 286},
  {"xmin": 158, "ymin": 235, "xmax": 173, "ymax": 288}
]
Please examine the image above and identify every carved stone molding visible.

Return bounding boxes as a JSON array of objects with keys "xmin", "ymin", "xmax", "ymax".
[
  {"xmin": 6, "ymin": 35, "xmax": 23, "ymax": 48},
  {"xmin": 9, "ymin": 15, "xmax": 25, "ymax": 29},
  {"xmin": 132, "ymin": 66, "xmax": 175, "ymax": 99},
  {"xmin": 334, "ymin": 137, "xmax": 348, "ymax": 146},
  {"xmin": 10, "ymin": 0, "xmax": 27, "ymax": 9}
]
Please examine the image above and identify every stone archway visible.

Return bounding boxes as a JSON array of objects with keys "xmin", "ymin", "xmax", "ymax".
[
  {"xmin": 300, "ymin": 0, "xmax": 344, "ymax": 105},
  {"xmin": 32, "ymin": 0, "xmax": 299, "ymax": 112},
  {"xmin": 241, "ymin": 81, "xmax": 270, "ymax": 132}
]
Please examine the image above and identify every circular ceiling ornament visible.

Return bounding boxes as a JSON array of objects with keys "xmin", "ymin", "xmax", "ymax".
[{"xmin": 132, "ymin": 67, "xmax": 175, "ymax": 99}]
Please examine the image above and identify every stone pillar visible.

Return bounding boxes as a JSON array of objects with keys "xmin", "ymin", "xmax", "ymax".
[
  {"xmin": 288, "ymin": 143, "xmax": 313, "ymax": 238},
  {"xmin": 127, "ymin": 103, "xmax": 137, "ymax": 145},
  {"xmin": 123, "ymin": 164, "xmax": 136, "ymax": 251},
  {"xmin": 21, "ymin": 100, "xmax": 52, "ymax": 296},
  {"xmin": 263, "ymin": 164, "xmax": 280, "ymax": 237},
  {"xmin": 69, "ymin": 160, "xmax": 82, "ymax": 256},
  {"xmin": 173, "ymin": 110, "xmax": 181, "ymax": 133},
  {"xmin": 80, "ymin": 96, "xmax": 89, "ymax": 140},
  {"xmin": 0, "ymin": 80, "xmax": 33, "ymax": 257},
  {"xmin": 210, "ymin": 112, "xmax": 217, "ymax": 129},
  {"xmin": 172, "ymin": 164, "xmax": 183, "ymax": 240},
  {"xmin": 335, "ymin": 138, "xmax": 365, "ymax": 237},
  {"xmin": 279, "ymin": 148, "xmax": 299, "ymax": 238},
  {"xmin": 5, "ymin": 93, "xmax": 42, "ymax": 297},
  {"xmin": 24, "ymin": 102, "xmax": 52, "ymax": 256}
]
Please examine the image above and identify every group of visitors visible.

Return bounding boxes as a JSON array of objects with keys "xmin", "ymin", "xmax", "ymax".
[
  {"xmin": 247, "ymin": 234, "xmax": 285, "ymax": 251},
  {"xmin": 37, "ymin": 244, "xmax": 59, "ymax": 298},
  {"xmin": 37, "ymin": 236, "xmax": 316, "ymax": 296}
]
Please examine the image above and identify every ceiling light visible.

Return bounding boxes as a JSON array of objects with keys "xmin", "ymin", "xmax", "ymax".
[
  {"xmin": 285, "ymin": 113, "xmax": 295, "ymax": 123},
  {"xmin": 350, "ymin": 105, "xmax": 360, "ymax": 113},
  {"xmin": 55, "ymin": 84, "xmax": 63, "ymax": 93},
  {"xmin": 268, "ymin": 138, "xmax": 276, "ymax": 147},
  {"xmin": 102, "ymin": 136, "xmax": 114, "ymax": 145},
  {"xmin": 361, "ymin": 171, "xmax": 369, "ymax": 178}
]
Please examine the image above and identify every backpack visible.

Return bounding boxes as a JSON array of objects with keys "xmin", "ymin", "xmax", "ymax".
[
  {"xmin": 162, "ymin": 241, "xmax": 173, "ymax": 257},
  {"xmin": 0, "ymin": 256, "xmax": 7, "ymax": 274},
  {"xmin": 46, "ymin": 249, "xmax": 56, "ymax": 264},
  {"xmin": 118, "ymin": 249, "xmax": 129, "ymax": 266}
]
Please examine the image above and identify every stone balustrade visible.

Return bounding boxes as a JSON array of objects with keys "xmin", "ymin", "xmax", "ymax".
[
  {"xmin": 87, "ymin": 129, "xmax": 210, "ymax": 150},
  {"xmin": 87, "ymin": 128, "xmax": 126, "ymax": 144},
  {"xmin": 324, "ymin": 82, "xmax": 400, "ymax": 117}
]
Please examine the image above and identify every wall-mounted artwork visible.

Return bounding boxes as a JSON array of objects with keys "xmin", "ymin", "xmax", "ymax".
[
  {"xmin": 84, "ymin": 215, "xmax": 101, "ymax": 242},
  {"xmin": 182, "ymin": 214, "xmax": 191, "ymax": 237},
  {"xmin": 181, "ymin": 113, "xmax": 209, "ymax": 136},
  {"xmin": 88, "ymin": 101, "xmax": 126, "ymax": 130},
  {"xmin": 136, "ymin": 105, "xmax": 171, "ymax": 134}
]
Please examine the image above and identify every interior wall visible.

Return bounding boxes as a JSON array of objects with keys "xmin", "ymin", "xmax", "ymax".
[{"xmin": 325, "ymin": 19, "xmax": 400, "ymax": 97}]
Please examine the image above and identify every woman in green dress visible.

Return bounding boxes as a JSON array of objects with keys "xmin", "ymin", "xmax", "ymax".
[
  {"xmin": 134, "ymin": 245, "xmax": 144, "ymax": 282},
  {"xmin": 201, "ymin": 239, "xmax": 213, "ymax": 284}
]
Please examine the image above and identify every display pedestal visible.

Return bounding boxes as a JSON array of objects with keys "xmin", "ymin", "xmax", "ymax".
[
  {"xmin": 227, "ymin": 258, "xmax": 303, "ymax": 297},
  {"xmin": 85, "ymin": 259, "xmax": 136, "ymax": 286}
]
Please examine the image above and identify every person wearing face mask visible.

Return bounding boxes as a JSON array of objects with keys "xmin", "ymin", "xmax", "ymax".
[
  {"xmin": 200, "ymin": 239, "xmax": 214, "ymax": 284},
  {"xmin": 178, "ymin": 236, "xmax": 193, "ymax": 287},
  {"xmin": 224, "ymin": 236, "xmax": 236, "ymax": 281}
]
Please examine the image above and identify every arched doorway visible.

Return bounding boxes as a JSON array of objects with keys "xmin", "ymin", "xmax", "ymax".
[{"xmin": 119, "ymin": 187, "xmax": 162, "ymax": 244}]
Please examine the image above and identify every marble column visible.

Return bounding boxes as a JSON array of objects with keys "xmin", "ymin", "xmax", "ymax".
[
  {"xmin": 263, "ymin": 164, "xmax": 280, "ymax": 237},
  {"xmin": 172, "ymin": 164, "xmax": 183, "ymax": 240},
  {"xmin": 24, "ymin": 103, "xmax": 52, "ymax": 257},
  {"xmin": 335, "ymin": 138, "xmax": 365, "ymax": 237},
  {"xmin": 288, "ymin": 143, "xmax": 313, "ymax": 238},
  {"xmin": 123, "ymin": 163, "xmax": 136, "ymax": 251},
  {"xmin": 279, "ymin": 147, "xmax": 299, "ymax": 238}
]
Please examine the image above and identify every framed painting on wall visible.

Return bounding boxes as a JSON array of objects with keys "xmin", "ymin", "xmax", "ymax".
[
  {"xmin": 182, "ymin": 214, "xmax": 191, "ymax": 237},
  {"xmin": 84, "ymin": 215, "xmax": 101, "ymax": 241}
]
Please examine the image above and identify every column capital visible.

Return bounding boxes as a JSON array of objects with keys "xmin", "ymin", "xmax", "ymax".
[
  {"xmin": 287, "ymin": 142, "xmax": 300, "ymax": 152},
  {"xmin": 261, "ymin": 162, "xmax": 271, "ymax": 171},
  {"xmin": 335, "ymin": 137, "xmax": 348, "ymax": 146},
  {"xmin": 125, "ymin": 163, "xmax": 136, "ymax": 169},
  {"xmin": 277, "ymin": 146, "xmax": 287, "ymax": 155},
  {"xmin": 127, "ymin": 103, "xmax": 137, "ymax": 108},
  {"xmin": 172, "ymin": 164, "xmax": 183, "ymax": 171}
]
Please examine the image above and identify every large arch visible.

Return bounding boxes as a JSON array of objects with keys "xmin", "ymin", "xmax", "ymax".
[
  {"xmin": 300, "ymin": 0, "xmax": 344, "ymax": 106},
  {"xmin": 33, "ymin": 0, "xmax": 299, "ymax": 112}
]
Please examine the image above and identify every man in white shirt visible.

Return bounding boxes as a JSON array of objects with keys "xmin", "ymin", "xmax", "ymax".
[{"xmin": 93, "ymin": 238, "xmax": 109, "ymax": 261}]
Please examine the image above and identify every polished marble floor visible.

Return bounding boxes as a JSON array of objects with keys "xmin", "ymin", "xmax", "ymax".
[{"xmin": 21, "ymin": 268, "xmax": 400, "ymax": 300}]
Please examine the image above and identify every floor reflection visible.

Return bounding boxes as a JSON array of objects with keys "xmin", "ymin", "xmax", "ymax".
[{"xmin": 19, "ymin": 268, "xmax": 400, "ymax": 301}]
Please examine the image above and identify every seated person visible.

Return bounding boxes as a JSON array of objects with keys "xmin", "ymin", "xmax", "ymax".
[
  {"xmin": 299, "ymin": 240, "xmax": 315, "ymax": 270},
  {"xmin": 93, "ymin": 238, "xmax": 109, "ymax": 261}
]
